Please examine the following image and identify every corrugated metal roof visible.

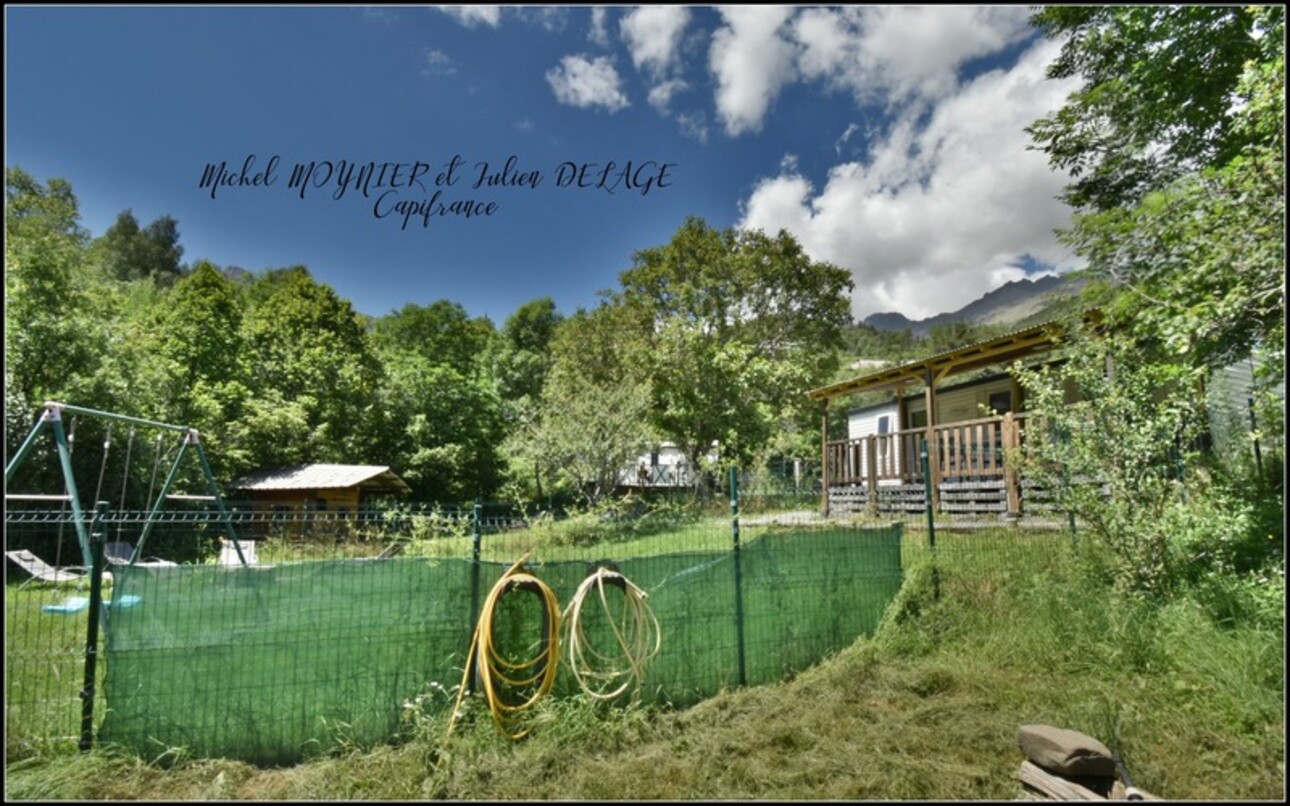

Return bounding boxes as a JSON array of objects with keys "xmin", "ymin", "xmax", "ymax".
[{"xmin": 228, "ymin": 464, "xmax": 410, "ymax": 494}]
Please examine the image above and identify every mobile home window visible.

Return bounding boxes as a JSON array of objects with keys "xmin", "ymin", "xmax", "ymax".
[
  {"xmin": 988, "ymin": 390, "xmax": 1013, "ymax": 414},
  {"xmin": 877, "ymin": 415, "xmax": 890, "ymax": 434}
]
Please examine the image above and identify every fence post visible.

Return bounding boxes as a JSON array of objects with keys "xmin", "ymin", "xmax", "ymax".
[
  {"xmin": 730, "ymin": 467, "xmax": 747, "ymax": 688},
  {"xmin": 920, "ymin": 441, "xmax": 940, "ymax": 601},
  {"xmin": 467, "ymin": 499, "xmax": 482, "ymax": 693},
  {"xmin": 1248, "ymin": 395, "xmax": 1264, "ymax": 480},
  {"xmin": 79, "ymin": 501, "xmax": 109, "ymax": 752}
]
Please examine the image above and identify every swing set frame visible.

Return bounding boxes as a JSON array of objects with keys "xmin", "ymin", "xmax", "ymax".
[{"xmin": 4, "ymin": 401, "xmax": 247, "ymax": 567}]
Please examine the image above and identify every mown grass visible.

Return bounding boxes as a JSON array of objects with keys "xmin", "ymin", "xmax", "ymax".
[{"xmin": 5, "ymin": 520, "xmax": 1284, "ymax": 800}]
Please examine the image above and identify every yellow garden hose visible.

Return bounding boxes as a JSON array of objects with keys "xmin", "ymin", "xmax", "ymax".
[
  {"xmin": 562, "ymin": 564, "xmax": 661, "ymax": 702},
  {"xmin": 448, "ymin": 554, "xmax": 562, "ymax": 741}
]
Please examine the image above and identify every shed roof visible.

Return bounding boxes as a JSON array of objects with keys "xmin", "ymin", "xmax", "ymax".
[{"xmin": 228, "ymin": 464, "xmax": 410, "ymax": 495}]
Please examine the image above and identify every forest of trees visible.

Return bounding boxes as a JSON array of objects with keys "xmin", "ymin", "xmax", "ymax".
[{"xmin": 4, "ymin": 186, "xmax": 879, "ymax": 506}]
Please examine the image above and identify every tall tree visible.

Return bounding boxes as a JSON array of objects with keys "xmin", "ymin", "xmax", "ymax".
[
  {"xmin": 239, "ymin": 267, "xmax": 381, "ymax": 463},
  {"xmin": 371, "ymin": 299, "xmax": 496, "ymax": 379},
  {"xmin": 616, "ymin": 216, "xmax": 854, "ymax": 469},
  {"xmin": 4, "ymin": 167, "xmax": 99, "ymax": 406},
  {"xmin": 528, "ymin": 305, "xmax": 654, "ymax": 506},
  {"xmin": 371, "ymin": 350, "xmax": 505, "ymax": 502},
  {"xmin": 1019, "ymin": 5, "xmax": 1285, "ymax": 593},
  {"xmin": 493, "ymin": 297, "xmax": 565, "ymax": 501},
  {"xmin": 1028, "ymin": 5, "xmax": 1273, "ymax": 212},
  {"xmin": 1029, "ymin": 5, "xmax": 1285, "ymax": 389},
  {"xmin": 92, "ymin": 209, "xmax": 185, "ymax": 285},
  {"xmin": 495, "ymin": 296, "xmax": 563, "ymax": 402}
]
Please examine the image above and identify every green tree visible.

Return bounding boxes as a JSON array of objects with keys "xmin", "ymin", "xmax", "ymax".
[
  {"xmin": 528, "ymin": 305, "xmax": 654, "ymax": 506},
  {"xmin": 495, "ymin": 296, "xmax": 563, "ymax": 402},
  {"xmin": 1020, "ymin": 5, "xmax": 1285, "ymax": 598},
  {"xmin": 371, "ymin": 299, "xmax": 496, "ymax": 380},
  {"xmin": 616, "ymin": 216, "xmax": 853, "ymax": 470},
  {"xmin": 90, "ymin": 209, "xmax": 185, "ymax": 286},
  {"xmin": 370, "ymin": 351, "xmax": 505, "ymax": 502},
  {"xmin": 1028, "ymin": 5, "xmax": 1273, "ymax": 212},
  {"xmin": 239, "ymin": 267, "xmax": 381, "ymax": 463},
  {"xmin": 1031, "ymin": 4, "xmax": 1284, "ymax": 389},
  {"xmin": 493, "ymin": 297, "xmax": 565, "ymax": 501},
  {"xmin": 4, "ymin": 167, "xmax": 100, "ymax": 406}
]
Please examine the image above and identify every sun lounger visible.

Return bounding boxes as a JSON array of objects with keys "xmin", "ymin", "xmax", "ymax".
[{"xmin": 6, "ymin": 549, "xmax": 86, "ymax": 585}]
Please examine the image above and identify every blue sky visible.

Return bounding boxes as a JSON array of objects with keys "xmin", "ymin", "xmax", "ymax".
[{"xmin": 6, "ymin": 5, "xmax": 1082, "ymax": 325}]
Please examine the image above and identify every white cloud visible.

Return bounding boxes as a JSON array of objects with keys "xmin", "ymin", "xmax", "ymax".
[
  {"xmin": 677, "ymin": 111, "xmax": 709, "ymax": 144},
  {"xmin": 738, "ymin": 38, "xmax": 1082, "ymax": 321},
  {"xmin": 421, "ymin": 49, "xmax": 456, "ymax": 77},
  {"xmin": 709, "ymin": 6, "xmax": 797, "ymax": 136},
  {"xmin": 620, "ymin": 6, "xmax": 691, "ymax": 78},
  {"xmin": 518, "ymin": 6, "xmax": 567, "ymax": 33},
  {"xmin": 589, "ymin": 6, "xmax": 610, "ymax": 48},
  {"xmin": 361, "ymin": 7, "xmax": 397, "ymax": 25},
  {"xmin": 436, "ymin": 6, "xmax": 501, "ymax": 28},
  {"xmin": 647, "ymin": 78, "xmax": 688, "ymax": 114},
  {"xmin": 545, "ymin": 54, "xmax": 630, "ymax": 112},
  {"xmin": 792, "ymin": 6, "xmax": 1036, "ymax": 110}
]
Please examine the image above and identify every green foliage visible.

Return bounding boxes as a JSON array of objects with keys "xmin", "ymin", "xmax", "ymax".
[
  {"xmin": 371, "ymin": 352, "xmax": 505, "ymax": 501},
  {"xmin": 371, "ymin": 299, "xmax": 496, "ymax": 380},
  {"xmin": 1014, "ymin": 333, "xmax": 1197, "ymax": 595},
  {"xmin": 1022, "ymin": 5, "xmax": 1286, "ymax": 603},
  {"xmin": 89, "ymin": 209, "xmax": 185, "ymax": 286},
  {"xmin": 4, "ymin": 167, "xmax": 101, "ymax": 405},
  {"xmin": 1028, "ymin": 5, "xmax": 1273, "ymax": 211},
  {"xmin": 617, "ymin": 216, "xmax": 853, "ymax": 470},
  {"xmin": 530, "ymin": 306, "xmax": 654, "ymax": 505},
  {"xmin": 240, "ymin": 268, "xmax": 381, "ymax": 462},
  {"xmin": 494, "ymin": 296, "xmax": 563, "ymax": 402}
]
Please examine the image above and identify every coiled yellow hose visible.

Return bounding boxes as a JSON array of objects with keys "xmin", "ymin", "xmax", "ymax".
[
  {"xmin": 562, "ymin": 565, "xmax": 661, "ymax": 702},
  {"xmin": 448, "ymin": 554, "xmax": 562, "ymax": 741}
]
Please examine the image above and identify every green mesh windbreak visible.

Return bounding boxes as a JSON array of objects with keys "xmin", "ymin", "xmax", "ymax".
[{"xmin": 99, "ymin": 524, "xmax": 901, "ymax": 764}]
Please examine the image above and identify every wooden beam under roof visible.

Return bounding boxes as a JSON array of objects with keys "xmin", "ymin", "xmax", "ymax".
[{"xmin": 807, "ymin": 320, "xmax": 1070, "ymax": 402}]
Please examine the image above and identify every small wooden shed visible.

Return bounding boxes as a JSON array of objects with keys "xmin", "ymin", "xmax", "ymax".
[{"xmin": 227, "ymin": 464, "xmax": 410, "ymax": 517}]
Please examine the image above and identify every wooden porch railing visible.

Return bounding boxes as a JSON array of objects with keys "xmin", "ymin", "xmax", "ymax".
[{"xmin": 825, "ymin": 413, "xmax": 1029, "ymax": 515}]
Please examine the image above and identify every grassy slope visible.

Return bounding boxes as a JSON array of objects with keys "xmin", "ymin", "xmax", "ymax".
[{"xmin": 6, "ymin": 541, "xmax": 1283, "ymax": 801}]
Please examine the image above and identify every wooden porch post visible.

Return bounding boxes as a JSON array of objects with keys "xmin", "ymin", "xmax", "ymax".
[
  {"xmin": 866, "ymin": 436, "xmax": 879, "ymax": 516},
  {"xmin": 1003, "ymin": 411, "xmax": 1020, "ymax": 519},
  {"xmin": 924, "ymin": 369, "xmax": 940, "ymax": 512},
  {"xmin": 820, "ymin": 399, "xmax": 830, "ymax": 516}
]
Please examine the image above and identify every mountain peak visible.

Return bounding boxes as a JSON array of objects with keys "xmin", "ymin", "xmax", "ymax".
[{"xmin": 861, "ymin": 274, "xmax": 1082, "ymax": 336}]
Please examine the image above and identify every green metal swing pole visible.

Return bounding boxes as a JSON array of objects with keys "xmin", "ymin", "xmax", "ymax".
[
  {"xmin": 133, "ymin": 435, "xmax": 190, "ymax": 562},
  {"xmin": 42, "ymin": 401, "xmax": 190, "ymax": 434},
  {"xmin": 6, "ymin": 406, "xmax": 93, "ymax": 566},
  {"xmin": 4, "ymin": 408, "xmax": 54, "ymax": 485},
  {"xmin": 135, "ymin": 430, "xmax": 246, "ymax": 566},
  {"xmin": 191, "ymin": 431, "xmax": 243, "ymax": 553}
]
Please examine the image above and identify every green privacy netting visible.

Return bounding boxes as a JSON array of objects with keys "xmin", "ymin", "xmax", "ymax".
[{"xmin": 98, "ymin": 525, "xmax": 902, "ymax": 764}]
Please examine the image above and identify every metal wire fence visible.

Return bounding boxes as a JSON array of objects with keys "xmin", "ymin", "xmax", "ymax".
[{"xmin": 4, "ymin": 487, "xmax": 1078, "ymax": 765}]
